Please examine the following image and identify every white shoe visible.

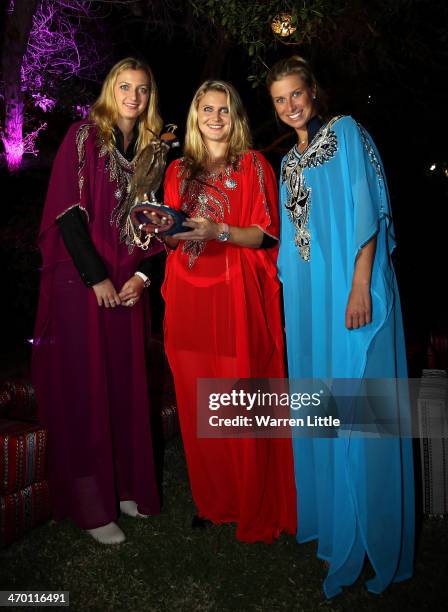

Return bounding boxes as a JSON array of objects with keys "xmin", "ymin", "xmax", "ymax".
[
  {"xmin": 86, "ymin": 522, "xmax": 125, "ymax": 545},
  {"xmin": 120, "ymin": 500, "xmax": 150, "ymax": 518}
]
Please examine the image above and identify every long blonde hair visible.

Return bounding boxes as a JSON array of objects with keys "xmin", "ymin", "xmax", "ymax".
[
  {"xmin": 89, "ymin": 57, "xmax": 163, "ymax": 155},
  {"xmin": 183, "ymin": 80, "xmax": 251, "ymax": 173}
]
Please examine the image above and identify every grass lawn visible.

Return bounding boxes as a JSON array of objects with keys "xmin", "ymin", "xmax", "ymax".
[{"xmin": 1, "ymin": 437, "xmax": 446, "ymax": 612}]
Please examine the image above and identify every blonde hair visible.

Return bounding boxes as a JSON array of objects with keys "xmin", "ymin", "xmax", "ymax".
[
  {"xmin": 183, "ymin": 80, "xmax": 251, "ymax": 172},
  {"xmin": 89, "ymin": 57, "xmax": 163, "ymax": 155},
  {"xmin": 267, "ymin": 55, "xmax": 328, "ymax": 118}
]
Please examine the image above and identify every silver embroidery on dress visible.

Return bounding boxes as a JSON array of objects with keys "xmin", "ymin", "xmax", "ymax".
[
  {"xmin": 357, "ymin": 122, "xmax": 385, "ymax": 188},
  {"xmin": 74, "ymin": 124, "xmax": 92, "ymax": 221},
  {"xmin": 100, "ymin": 142, "xmax": 136, "ymax": 252},
  {"xmin": 357, "ymin": 122, "xmax": 387, "ymax": 212},
  {"xmin": 65, "ymin": 124, "xmax": 94, "ymax": 221},
  {"xmin": 75, "ymin": 123, "xmax": 138, "ymax": 252},
  {"xmin": 177, "ymin": 158, "xmax": 239, "ymax": 267},
  {"xmin": 281, "ymin": 116, "xmax": 341, "ymax": 261},
  {"xmin": 251, "ymin": 152, "xmax": 271, "ymax": 225},
  {"xmin": 224, "ymin": 178, "xmax": 237, "ymax": 189}
]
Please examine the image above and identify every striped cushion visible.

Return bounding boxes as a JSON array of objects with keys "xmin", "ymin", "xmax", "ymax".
[
  {"xmin": 0, "ymin": 420, "xmax": 47, "ymax": 496},
  {"xmin": 0, "ymin": 381, "xmax": 37, "ymax": 421},
  {"xmin": 0, "ymin": 480, "xmax": 51, "ymax": 547},
  {"xmin": 418, "ymin": 369, "xmax": 448, "ymax": 516}
]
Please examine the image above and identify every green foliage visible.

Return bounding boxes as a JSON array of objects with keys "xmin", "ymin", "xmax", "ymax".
[
  {"xmin": 189, "ymin": 0, "xmax": 337, "ymax": 86},
  {"xmin": 191, "ymin": 0, "xmax": 331, "ymax": 45},
  {"xmin": 187, "ymin": 0, "xmax": 448, "ymax": 88}
]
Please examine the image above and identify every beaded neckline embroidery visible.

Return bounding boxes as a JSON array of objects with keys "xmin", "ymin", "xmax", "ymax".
[
  {"xmin": 75, "ymin": 123, "xmax": 138, "ymax": 252},
  {"xmin": 281, "ymin": 116, "xmax": 341, "ymax": 261},
  {"xmin": 177, "ymin": 158, "xmax": 241, "ymax": 267}
]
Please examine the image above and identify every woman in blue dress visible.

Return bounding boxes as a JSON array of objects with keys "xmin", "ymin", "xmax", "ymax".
[{"xmin": 267, "ymin": 56, "xmax": 414, "ymax": 597}]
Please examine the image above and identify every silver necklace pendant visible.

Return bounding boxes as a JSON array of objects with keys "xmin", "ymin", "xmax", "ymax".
[{"xmin": 224, "ymin": 177, "xmax": 237, "ymax": 190}]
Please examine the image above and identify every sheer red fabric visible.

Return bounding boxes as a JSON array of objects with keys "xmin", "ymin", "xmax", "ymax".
[
  {"xmin": 162, "ymin": 152, "xmax": 297, "ymax": 542},
  {"xmin": 32, "ymin": 122, "xmax": 162, "ymax": 529}
]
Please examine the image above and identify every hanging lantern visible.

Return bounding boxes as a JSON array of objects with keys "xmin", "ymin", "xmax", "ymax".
[{"xmin": 271, "ymin": 13, "xmax": 297, "ymax": 38}]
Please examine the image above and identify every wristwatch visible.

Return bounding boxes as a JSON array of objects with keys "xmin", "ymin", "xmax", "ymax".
[{"xmin": 216, "ymin": 223, "xmax": 231, "ymax": 242}]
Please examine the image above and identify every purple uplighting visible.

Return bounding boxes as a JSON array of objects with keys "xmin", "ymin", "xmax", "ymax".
[
  {"xmin": 32, "ymin": 93, "xmax": 56, "ymax": 112},
  {"xmin": 73, "ymin": 104, "xmax": 90, "ymax": 118},
  {"xmin": 3, "ymin": 104, "xmax": 24, "ymax": 172},
  {"xmin": 23, "ymin": 122, "xmax": 48, "ymax": 156},
  {"xmin": 23, "ymin": 1, "xmax": 84, "ymax": 82},
  {"xmin": 23, "ymin": 0, "xmax": 106, "ymax": 85},
  {"xmin": 3, "ymin": 115, "xmax": 47, "ymax": 171},
  {"xmin": 2, "ymin": 0, "xmax": 107, "ymax": 171}
]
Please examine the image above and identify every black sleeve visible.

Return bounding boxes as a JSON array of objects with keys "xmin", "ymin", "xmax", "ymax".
[
  {"xmin": 57, "ymin": 206, "xmax": 108, "ymax": 286},
  {"xmin": 260, "ymin": 233, "xmax": 278, "ymax": 249},
  {"xmin": 137, "ymin": 249, "xmax": 166, "ymax": 281}
]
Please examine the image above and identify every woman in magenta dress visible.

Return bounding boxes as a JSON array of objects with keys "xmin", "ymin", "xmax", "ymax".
[
  {"xmin": 161, "ymin": 80, "xmax": 297, "ymax": 542},
  {"xmin": 32, "ymin": 58, "xmax": 164, "ymax": 544}
]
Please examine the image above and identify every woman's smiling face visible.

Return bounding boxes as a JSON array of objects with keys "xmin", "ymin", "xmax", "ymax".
[
  {"xmin": 197, "ymin": 90, "xmax": 232, "ymax": 146},
  {"xmin": 113, "ymin": 69, "xmax": 150, "ymax": 121},
  {"xmin": 270, "ymin": 73, "xmax": 316, "ymax": 134}
]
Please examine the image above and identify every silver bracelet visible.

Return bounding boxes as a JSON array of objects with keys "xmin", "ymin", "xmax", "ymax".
[{"xmin": 134, "ymin": 271, "xmax": 151, "ymax": 288}]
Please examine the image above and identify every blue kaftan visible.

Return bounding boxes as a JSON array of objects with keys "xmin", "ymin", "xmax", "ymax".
[{"xmin": 278, "ymin": 115, "xmax": 414, "ymax": 597}]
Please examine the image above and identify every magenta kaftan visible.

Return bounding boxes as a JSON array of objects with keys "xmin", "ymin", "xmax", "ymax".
[{"xmin": 32, "ymin": 121, "xmax": 162, "ymax": 528}]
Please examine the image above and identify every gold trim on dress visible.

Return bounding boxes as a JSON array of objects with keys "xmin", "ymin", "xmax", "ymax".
[{"xmin": 56, "ymin": 203, "xmax": 89, "ymax": 222}]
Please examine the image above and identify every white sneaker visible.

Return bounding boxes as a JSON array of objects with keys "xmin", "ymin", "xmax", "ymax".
[
  {"xmin": 86, "ymin": 522, "xmax": 125, "ymax": 545},
  {"xmin": 120, "ymin": 500, "xmax": 150, "ymax": 518}
]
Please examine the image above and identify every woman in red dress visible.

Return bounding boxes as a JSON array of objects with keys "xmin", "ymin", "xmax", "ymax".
[{"xmin": 161, "ymin": 80, "xmax": 297, "ymax": 543}]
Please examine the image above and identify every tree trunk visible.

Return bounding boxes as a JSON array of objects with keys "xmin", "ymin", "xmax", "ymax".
[
  {"xmin": 1, "ymin": 0, "xmax": 39, "ymax": 172},
  {"xmin": 200, "ymin": 27, "xmax": 230, "ymax": 81}
]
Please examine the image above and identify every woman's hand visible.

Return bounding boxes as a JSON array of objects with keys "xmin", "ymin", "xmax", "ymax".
[
  {"xmin": 345, "ymin": 283, "xmax": 372, "ymax": 329},
  {"xmin": 118, "ymin": 275, "xmax": 145, "ymax": 307},
  {"xmin": 172, "ymin": 217, "xmax": 219, "ymax": 241},
  {"xmin": 92, "ymin": 278, "xmax": 121, "ymax": 308},
  {"xmin": 346, "ymin": 236, "xmax": 376, "ymax": 329}
]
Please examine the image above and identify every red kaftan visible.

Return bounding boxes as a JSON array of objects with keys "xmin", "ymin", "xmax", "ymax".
[{"xmin": 162, "ymin": 151, "xmax": 297, "ymax": 543}]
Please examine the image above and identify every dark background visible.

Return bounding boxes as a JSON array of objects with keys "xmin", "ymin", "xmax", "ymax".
[
  {"xmin": 0, "ymin": 5, "xmax": 447, "ymax": 607},
  {"xmin": 1, "ymin": 0, "xmax": 447, "ymax": 373}
]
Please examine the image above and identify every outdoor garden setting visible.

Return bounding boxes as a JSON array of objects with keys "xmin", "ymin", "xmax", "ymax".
[{"xmin": 1, "ymin": 1, "xmax": 447, "ymax": 610}]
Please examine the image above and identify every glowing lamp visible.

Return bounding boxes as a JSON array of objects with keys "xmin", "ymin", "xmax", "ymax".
[{"xmin": 271, "ymin": 13, "xmax": 297, "ymax": 38}]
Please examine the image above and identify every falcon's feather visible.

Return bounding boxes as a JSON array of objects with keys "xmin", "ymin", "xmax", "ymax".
[
  {"xmin": 120, "ymin": 127, "xmax": 179, "ymax": 249},
  {"xmin": 129, "ymin": 138, "xmax": 169, "ymax": 203}
]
